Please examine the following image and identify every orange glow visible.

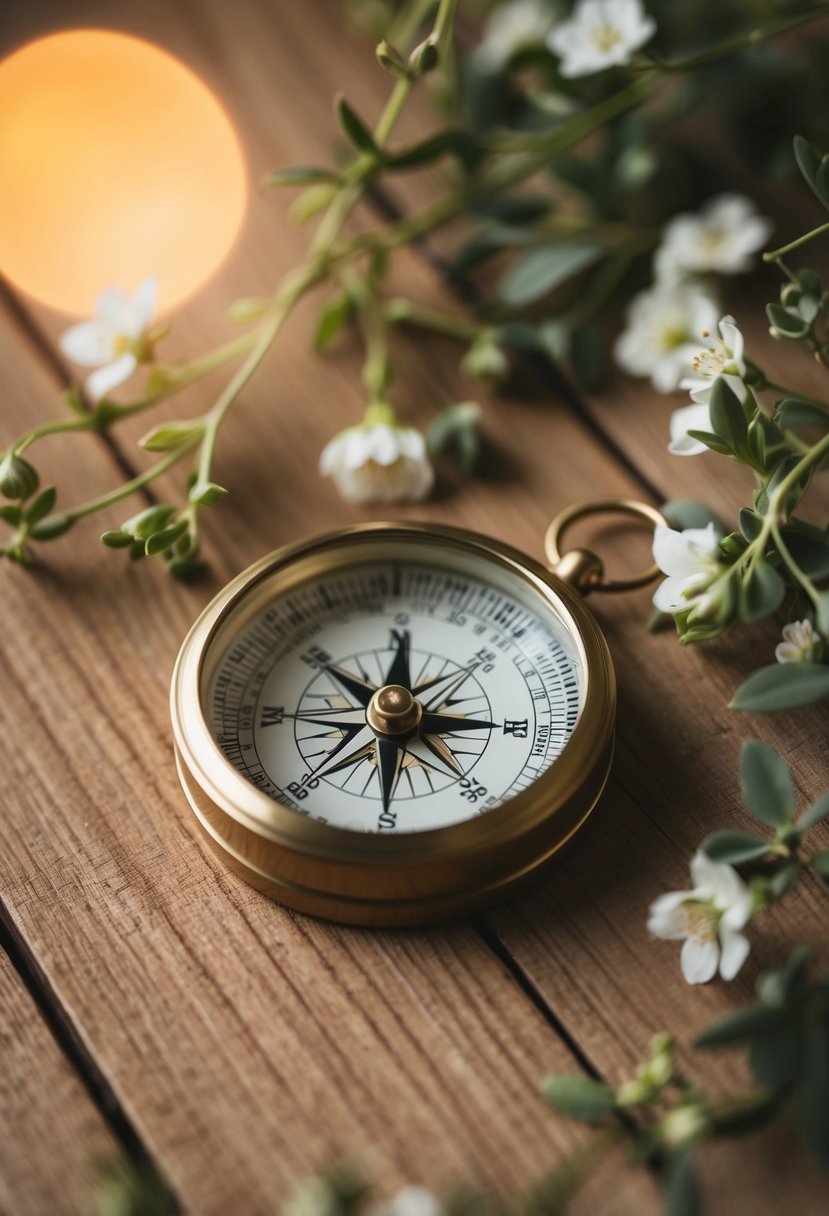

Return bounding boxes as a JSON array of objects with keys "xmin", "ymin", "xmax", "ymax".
[{"xmin": 0, "ymin": 30, "xmax": 248, "ymax": 315}]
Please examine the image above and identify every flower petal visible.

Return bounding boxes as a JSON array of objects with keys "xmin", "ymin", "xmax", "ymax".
[
  {"xmin": 133, "ymin": 277, "xmax": 159, "ymax": 330},
  {"xmin": 86, "ymin": 353, "xmax": 138, "ymax": 401},
  {"xmin": 59, "ymin": 320, "xmax": 114, "ymax": 367},
  {"xmin": 718, "ymin": 928, "xmax": 750, "ymax": 981},
  {"xmin": 653, "ymin": 526, "xmax": 707, "ymax": 579},
  {"xmin": 680, "ymin": 936, "xmax": 719, "ymax": 984},
  {"xmin": 647, "ymin": 891, "xmax": 694, "ymax": 939}
]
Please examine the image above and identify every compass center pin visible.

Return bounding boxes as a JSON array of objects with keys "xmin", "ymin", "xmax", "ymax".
[{"xmin": 367, "ymin": 684, "xmax": 423, "ymax": 736}]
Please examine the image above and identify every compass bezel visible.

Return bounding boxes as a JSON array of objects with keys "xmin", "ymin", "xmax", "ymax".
[{"xmin": 171, "ymin": 521, "xmax": 616, "ymax": 925}]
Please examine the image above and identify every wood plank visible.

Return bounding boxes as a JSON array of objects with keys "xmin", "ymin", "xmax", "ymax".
[
  {"xmin": 0, "ymin": 164, "xmax": 655, "ymax": 1216},
  {"xmin": 0, "ymin": 948, "xmax": 127, "ymax": 1216},
  {"xmin": 1, "ymin": 1, "xmax": 827, "ymax": 1211}
]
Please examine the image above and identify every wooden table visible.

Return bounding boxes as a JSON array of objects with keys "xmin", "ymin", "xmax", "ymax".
[{"xmin": 2, "ymin": 3, "xmax": 828, "ymax": 1213}]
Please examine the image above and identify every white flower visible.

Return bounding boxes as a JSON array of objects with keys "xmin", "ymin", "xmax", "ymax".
[
  {"xmin": 667, "ymin": 401, "xmax": 712, "ymax": 457},
  {"xmin": 614, "ymin": 282, "xmax": 720, "ymax": 393},
  {"xmin": 656, "ymin": 195, "xmax": 772, "ymax": 282},
  {"xmin": 652, "ymin": 522, "xmax": 723, "ymax": 615},
  {"xmin": 547, "ymin": 0, "xmax": 656, "ymax": 78},
  {"xmin": 320, "ymin": 421, "xmax": 434, "ymax": 504},
  {"xmin": 59, "ymin": 278, "xmax": 158, "ymax": 401},
  {"xmin": 775, "ymin": 619, "xmax": 821, "ymax": 663},
  {"xmin": 476, "ymin": 0, "xmax": 558, "ymax": 71},
  {"xmin": 376, "ymin": 1188, "xmax": 443, "ymax": 1216},
  {"xmin": 647, "ymin": 850, "xmax": 752, "ymax": 984},
  {"xmin": 679, "ymin": 315, "xmax": 747, "ymax": 407}
]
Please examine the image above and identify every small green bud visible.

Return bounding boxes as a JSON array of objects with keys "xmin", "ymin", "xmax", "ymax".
[
  {"xmin": 139, "ymin": 421, "xmax": 204, "ymax": 452},
  {"xmin": 376, "ymin": 39, "xmax": 407, "ymax": 76},
  {"xmin": 121, "ymin": 505, "xmax": 176, "ymax": 540},
  {"xmin": 228, "ymin": 297, "xmax": 272, "ymax": 324},
  {"xmin": 189, "ymin": 480, "xmax": 228, "ymax": 506},
  {"xmin": 460, "ymin": 333, "xmax": 510, "ymax": 383},
  {"xmin": 408, "ymin": 38, "xmax": 439, "ymax": 75},
  {"xmin": 0, "ymin": 452, "xmax": 39, "ymax": 501},
  {"xmin": 100, "ymin": 530, "xmax": 134, "ymax": 549},
  {"xmin": 660, "ymin": 1104, "xmax": 710, "ymax": 1150},
  {"xmin": 145, "ymin": 519, "xmax": 189, "ymax": 556},
  {"xmin": 616, "ymin": 1079, "xmax": 652, "ymax": 1107},
  {"xmin": 291, "ymin": 183, "xmax": 338, "ymax": 225}
]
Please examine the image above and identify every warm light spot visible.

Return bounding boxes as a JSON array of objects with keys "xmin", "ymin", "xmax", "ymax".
[{"xmin": 0, "ymin": 30, "xmax": 248, "ymax": 315}]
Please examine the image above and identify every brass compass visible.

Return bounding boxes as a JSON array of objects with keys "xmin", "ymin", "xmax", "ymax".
[{"xmin": 171, "ymin": 501, "xmax": 664, "ymax": 926}]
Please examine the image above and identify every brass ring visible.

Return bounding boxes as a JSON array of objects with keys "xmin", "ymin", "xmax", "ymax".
[{"xmin": 544, "ymin": 498, "xmax": 667, "ymax": 594}]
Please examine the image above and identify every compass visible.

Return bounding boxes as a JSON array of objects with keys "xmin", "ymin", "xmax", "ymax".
[{"xmin": 171, "ymin": 503, "xmax": 664, "ymax": 925}]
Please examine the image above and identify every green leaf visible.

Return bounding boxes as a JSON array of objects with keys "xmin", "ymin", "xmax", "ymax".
[
  {"xmin": 750, "ymin": 1025, "xmax": 803, "ymax": 1089},
  {"xmin": 63, "ymin": 385, "xmax": 87, "ymax": 416},
  {"xmin": 122, "ymin": 505, "xmax": 176, "ymax": 540},
  {"xmin": 665, "ymin": 1149, "xmax": 700, "ymax": 1216},
  {"xmin": 30, "ymin": 513, "xmax": 74, "ymax": 541},
  {"xmin": 314, "ymin": 292, "xmax": 353, "ymax": 351},
  {"xmin": 778, "ymin": 527, "xmax": 829, "ymax": 578},
  {"xmin": 0, "ymin": 504, "xmax": 21, "ymax": 525},
  {"xmin": 570, "ymin": 323, "xmax": 605, "ymax": 393},
  {"xmin": 100, "ymin": 530, "xmax": 134, "ymax": 549},
  {"xmin": 188, "ymin": 481, "xmax": 228, "ymax": 507},
  {"xmin": 770, "ymin": 861, "xmax": 803, "ymax": 900},
  {"xmin": 696, "ymin": 1004, "xmax": 788, "ymax": 1049},
  {"xmin": 499, "ymin": 242, "xmax": 604, "ymax": 307},
  {"xmin": 738, "ymin": 560, "xmax": 786, "ymax": 624},
  {"xmin": 541, "ymin": 1075, "xmax": 616, "ymax": 1124},
  {"xmin": 25, "ymin": 486, "xmax": 56, "ymax": 526},
  {"xmin": 336, "ymin": 96, "xmax": 377, "ymax": 154},
  {"xmin": 702, "ymin": 829, "xmax": 771, "ymax": 865},
  {"xmin": 757, "ymin": 945, "xmax": 813, "ymax": 1007},
  {"xmin": 385, "ymin": 130, "xmax": 479, "ymax": 172},
  {"xmin": 662, "ymin": 500, "xmax": 723, "ymax": 532},
  {"xmin": 793, "ymin": 135, "xmax": 829, "ymax": 210},
  {"xmin": 741, "ymin": 739, "xmax": 795, "ymax": 826},
  {"xmin": 710, "ymin": 1092, "xmax": 782, "ymax": 1138},
  {"xmin": 709, "ymin": 377, "xmax": 747, "ymax": 453},
  {"xmin": 263, "ymin": 165, "xmax": 341, "ymax": 188},
  {"xmin": 738, "ymin": 508, "xmax": 763, "ymax": 541},
  {"xmin": 799, "ymin": 790, "xmax": 829, "ymax": 833},
  {"xmin": 145, "ymin": 520, "xmax": 188, "ymax": 556},
  {"xmin": 767, "ymin": 302, "xmax": 810, "ymax": 339},
  {"xmin": 426, "ymin": 402, "xmax": 481, "ymax": 475},
  {"xmin": 732, "ymin": 663, "xmax": 829, "ymax": 711},
  {"xmin": 139, "ymin": 422, "xmax": 204, "ymax": 452},
  {"xmin": 685, "ymin": 429, "xmax": 733, "ymax": 457},
  {"xmin": 774, "ymin": 400, "xmax": 829, "ymax": 431},
  {"xmin": 799, "ymin": 1023, "xmax": 829, "ymax": 1166}
]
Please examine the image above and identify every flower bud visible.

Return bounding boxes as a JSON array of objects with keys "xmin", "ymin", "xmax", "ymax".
[
  {"xmin": 660, "ymin": 1103, "xmax": 710, "ymax": 1150},
  {"xmin": 461, "ymin": 333, "xmax": 510, "ymax": 382},
  {"xmin": 408, "ymin": 38, "xmax": 439, "ymax": 76},
  {"xmin": 0, "ymin": 452, "xmax": 39, "ymax": 501}
]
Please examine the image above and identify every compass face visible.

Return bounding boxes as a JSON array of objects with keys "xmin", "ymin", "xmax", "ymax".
[{"xmin": 209, "ymin": 558, "xmax": 584, "ymax": 833}]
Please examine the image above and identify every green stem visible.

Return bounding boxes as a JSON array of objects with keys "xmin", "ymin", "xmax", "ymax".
[
  {"xmin": 344, "ymin": 272, "xmax": 392, "ymax": 399},
  {"xmin": 14, "ymin": 415, "xmax": 95, "ymax": 455},
  {"xmin": 771, "ymin": 521, "xmax": 822, "ymax": 613},
  {"xmin": 383, "ymin": 298, "xmax": 481, "ymax": 343},
  {"xmin": 643, "ymin": 4, "xmax": 829, "ymax": 73},
  {"xmin": 764, "ymin": 221, "xmax": 829, "ymax": 264},
  {"xmin": 761, "ymin": 379, "xmax": 829, "ymax": 411},
  {"xmin": 65, "ymin": 438, "xmax": 201, "ymax": 522}
]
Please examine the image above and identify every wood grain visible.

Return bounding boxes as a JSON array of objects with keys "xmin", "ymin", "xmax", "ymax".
[
  {"xmin": 0, "ymin": 2, "xmax": 826, "ymax": 1214},
  {"xmin": 0, "ymin": 949, "xmax": 126, "ymax": 1216}
]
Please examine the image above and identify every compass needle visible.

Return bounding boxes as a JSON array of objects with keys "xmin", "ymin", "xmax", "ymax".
[{"xmin": 376, "ymin": 737, "xmax": 405, "ymax": 814}]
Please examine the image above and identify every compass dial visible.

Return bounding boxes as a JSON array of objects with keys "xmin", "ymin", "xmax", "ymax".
[{"xmin": 209, "ymin": 561, "xmax": 583, "ymax": 833}]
